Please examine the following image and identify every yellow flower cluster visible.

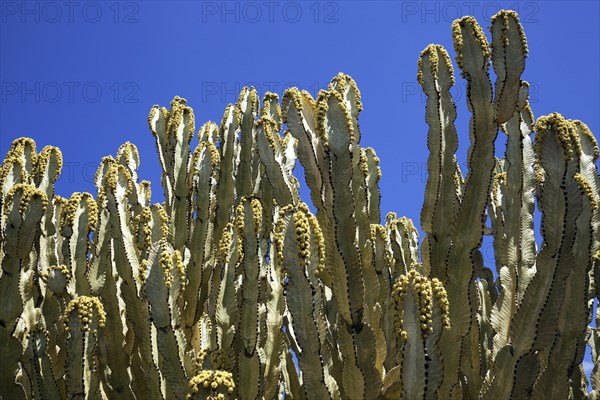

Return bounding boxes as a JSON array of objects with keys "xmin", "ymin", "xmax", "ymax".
[
  {"xmin": 293, "ymin": 209, "xmax": 311, "ymax": 262},
  {"xmin": 157, "ymin": 205, "xmax": 170, "ymax": 240},
  {"xmin": 490, "ymin": 10, "xmax": 528, "ymax": 55},
  {"xmin": 0, "ymin": 155, "xmax": 25, "ymax": 192},
  {"xmin": 262, "ymin": 93, "xmax": 283, "ymax": 130},
  {"xmin": 3, "ymin": 183, "xmax": 48, "ymax": 216},
  {"xmin": 452, "ymin": 16, "xmax": 491, "ymax": 77},
  {"xmin": 64, "ymin": 296, "xmax": 106, "ymax": 333},
  {"xmin": 134, "ymin": 207, "xmax": 153, "ymax": 250},
  {"xmin": 164, "ymin": 96, "xmax": 195, "ymax": 143},
  {"xmin": 103, "ymin": 164, "xmax": 134, "ymax": 198},
  {"xmin": 139, "ymin": 259, "xmax": 149, "ymax": 284},
  {"xmin": 61, "ymin": 192, "xmax": 98, "ymax": 232},
  {"xmin": 431, "ymin": 278, "xmax": 451, "ymax": 329},
  {"xmin": 534, "ymin": 113, "xmax": 576, "ymax": 163},
  {"xmin": 250, "ymin": 198, "xmax": 263, "ymax": 233},
  {"xmin": 116, "ymin": 142, "xmax": 140, "ymax": 171},
  {"xmin": 234, "ymin": 203, "xmax": 246, "ymax": 237},
  {"xmin": 305, "ymin": 210, "xmax": 325, "ymax": 275},
  {"xmin": 194, "ymin": 348, "xmax": 228, "ymax": 373},
  {"xmin": 392, "ymin": 270, "xmax": 451, "ymax": 340},
  {"xmin": 417, "ymin": 44, "xmax": 455, "ymax": 87},
  {"xmin": 573, "ymin": 120, "xmax": 599, "ymax": 162},
  {"xmin": 218, "ymin": 104, "xmax": 242, "ymax": 134},
  {"xmin": 187, "ymin": 370, "xmax": 235, "ymax": 400},
  {"xmin": 328, "ymin": 73, "xmax": 363, "ymax": 113},
  {"xmin": 44, "ymin": 264, "xmax": 71, "ymax": 281},
  {"xmin": 5, "ymin": 137, "xmax": 37, "ymax": 170},
  {"xmin": 218, "ymin": 224, "xmax": 234, "ymax": 263},
  {"xmin": 159, "ymin": 245, "xmax": 175, "ymax": 289},
  {"xmin": 317, "ymin": 89, "xmax": 356, "ymax": 145},
  {"xmin": 173, "ymin": 249, "xmax": 187, "ymax": 292},
  {"xmin": 573, "ymin": 173, "xmax": 599, "ymax": 210},
  {"xmin": 140, "ymin": 180, "xmax": 151, "ymax": 205},
  {"xmin": 34, "ymin": 145, "xmax": 63, "ymax": 183},
  {"xmin": 273, "ymin": 205, "xmax": 293, "ymax": 264}
]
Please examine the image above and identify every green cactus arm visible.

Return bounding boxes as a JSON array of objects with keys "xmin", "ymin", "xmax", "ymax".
[
  {"xmin": 490, "ymin": 10, "xmax": 528, "ymax": 124},
  {"xmin": 116, "ymin": 142, "xmax": 151, "ymax": 210},
  {"xmin": 61, "ymin": 192, "xmax": 97, "ymax": 295},
  {"xmin": 209, "ymin": 223, "xmax": 240, "ymax": 370},
  {"xmin": 396, "ymin": 280, "xmax": 427, "ymax": 399},
  {"xmin": 116, "ymin": 141, "xmax": 140, "ymax": 183},
  {"xmin": 0, "ymin": 154, "xmax": 26, "ymax": 232},
  {"xmin": 33, "ymin": 145, "xmax": 62, "ymax": 200},
  {"xmin": 282, "ymin": 88, "xmax": 327, "ymax": 213},
  {"xmin": 360, "ymin": 229, "xmax": 387, "ymax": 377},
  {"xmin": 393, "ymin": 271, "xmax": 451, "ymax": 398},
  {"xmin": 22, "ymin": 322, "xmax": 63, "ymax": 400},
  {"xmin": 276, "ymin": 204, "xmax": 334, "ymax": 399},
  {"xmin": 262, "ymin": 210, "xmax": 289, "ymax": 399},
  {"xmin": 63, "ymin": 296, "xmax": 107, "ymax": 400},
  {"xmin": 213, "ymin": 104, "xmax": 242, "ymax": 244},
  {"xmin": 96, "ymin": 252, "xmax": 139, "ymax": 399},
  {"xmin": 417, "ymin": 44, "xmax": 460, "ymax": 279},
  {"xmin": 387, "ymin": 215, "xmax": 420, "ymax": 275},
  {"xmin": 511, "ymin": 115, "xmax": 583, "ymax": 352},
  {"xmin": 315, "ymin": 85, "xmax": 389, "ymax": 398},
  {"xmin": 235, "ymin": 198, "xmax": 265, "ymax": 399},
  {"xmin": 183, "ymin": 140, "xmax": 220, "ymax": 331},
  {"xmin": 100, "ymin": 162, "xmax": 165, "ymax": 397},
  {"xmin": 0, "ymin": 183, "xmax": 48, "ymax": 399},
  {"xmin": 102, "ymin": 164, "xmax": 143, "ymax": 287},
  {"xmin": 86, "ymin": 195, "xmax": 111, "ymax": 295},
  {"xmin": 449, "ymin": 15, "xmax": 496, "ymax": 247},
  {"xmin": 528, "ymin": 121, "xmax": 599, "ymax": 398},
  {"xmin": 235, "ymin": 87, "xmax": 260, "ymax": 199},
  {"xmin": 319, "ymin": 88, "xmax": 364, "ymax": 327},
  {"xmin": 481, "ymin": 114, "xmax": 589, "ymax": 399},
  {"xmin": 433, "ymin": 15, "xmax": 498, "ymax": 397},
  {"xmin": 363, "ymin": 148, "xmax": 381, "ymax": 224},
  {"xmin": 149, "ymin": 97, "xmax": 194, "ymax": 249},
  {"xmin": 489, "ymin": 83, "xmax": 536, "ymax": 354},
  {"xmin": 256, "ymin": 117, "xmax": 299, "ymax": 206},
  {"xmin": 328, "ymin": 73, "xmax": 363, "ymax": 143},
  {"xmin": 144, "ymin": 241, "xmax": 189, "ymax": 399},
  {"xmin": 199, "ymin": 120, "xmax": 220, "ymax": 144},
  {"xmin": 4, "ymin": 137, "xmax": 37, "ymax": 180}
]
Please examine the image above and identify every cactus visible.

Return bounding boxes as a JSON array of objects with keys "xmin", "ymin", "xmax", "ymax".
[{"xmin": 1, "ymin": 10, "xmax": 599, "ymax": 400}]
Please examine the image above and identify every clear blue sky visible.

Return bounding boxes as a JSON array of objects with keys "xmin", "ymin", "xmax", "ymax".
[{"xmin": 1, "ymin": 0, "xmax": 598, "ymax": 225}]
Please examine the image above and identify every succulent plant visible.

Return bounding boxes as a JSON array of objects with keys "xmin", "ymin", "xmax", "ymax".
[{"xmin": 1, "ymin": 10, "xmax": 598, "ymax": 400}]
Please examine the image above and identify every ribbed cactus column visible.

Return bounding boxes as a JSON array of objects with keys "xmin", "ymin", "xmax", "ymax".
[{"xmin": 1, "ymin": 10, "xmax": 599, "ymax": 400}]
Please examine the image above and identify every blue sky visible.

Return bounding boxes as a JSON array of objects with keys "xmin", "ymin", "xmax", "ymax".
[
  {"xmin": 1, "ymin": 0, "xmax": 598, "ymax": 228},
  {"xmin": 1, "ymin": 0, "xmax": 599, "ymax": 382}
]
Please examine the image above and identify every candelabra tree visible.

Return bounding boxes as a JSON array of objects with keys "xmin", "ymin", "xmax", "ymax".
[{"xmin": 0, "ymin": 9, "xmax": 599, "ymax": 400}]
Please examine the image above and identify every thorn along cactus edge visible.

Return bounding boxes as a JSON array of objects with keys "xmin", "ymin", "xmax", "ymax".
[{"xmin": 1, "ymin": 10, "xmax": 599, "ymax": 400}]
